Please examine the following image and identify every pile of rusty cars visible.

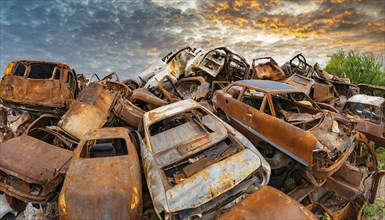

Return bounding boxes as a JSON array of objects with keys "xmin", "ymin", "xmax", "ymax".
[{"xmin": 0, "ymin": 47, "xmax": 384, "ymax": 220}]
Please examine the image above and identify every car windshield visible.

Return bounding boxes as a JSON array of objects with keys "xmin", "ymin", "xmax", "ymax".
[
  {"xmin": 28, "ymin": 63, "xmax": 56, "ymax": 79},
  {"xmin": 344, "ymin": 102, "xmax": 383, "ymax": 124}
]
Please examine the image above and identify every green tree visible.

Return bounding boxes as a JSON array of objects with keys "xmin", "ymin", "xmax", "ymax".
[{"xmin": 324, "ymin": 49, "xmax": 385, "ymax": 86}]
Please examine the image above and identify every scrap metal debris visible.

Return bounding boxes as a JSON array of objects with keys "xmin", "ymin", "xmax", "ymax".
[{"xmin": 0, "ymin": 47, "xmax": 383, "ymax": 220}]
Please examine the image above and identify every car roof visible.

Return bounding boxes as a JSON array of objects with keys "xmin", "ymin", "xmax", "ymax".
[
  {"xmin": 234, "ymin": 80, "xmax": 302, "ymax": 93},
  {"xmin": 347, "ymin": 94, "xmax": 385, "ymax": 107},
  {"xmin": 12, "ymin": 60, "xmax": 71, "ymax": 69}
]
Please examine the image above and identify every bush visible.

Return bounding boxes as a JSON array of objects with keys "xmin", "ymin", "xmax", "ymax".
[
  {"xmin": 364, "ymin": 198, "xmax": 385, "ymax": 218},
  {"xmin": 324, "ymin": 50, "xmax": 385, "ymax": 86}
]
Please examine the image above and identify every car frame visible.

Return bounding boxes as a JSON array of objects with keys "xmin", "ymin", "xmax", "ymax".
[{"xmin": 141, "ymin": 99, "xmax": 270, "ymax": 219}]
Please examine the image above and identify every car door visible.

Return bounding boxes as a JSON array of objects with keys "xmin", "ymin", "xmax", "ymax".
[{"xmin": 239, "ymin": 88, "xmax": 268, "ymax": 143}]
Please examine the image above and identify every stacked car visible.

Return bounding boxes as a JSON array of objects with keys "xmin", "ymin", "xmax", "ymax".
[{"xmin": 0, "ymin": 46, "xmax": 384, "ymax": 220}]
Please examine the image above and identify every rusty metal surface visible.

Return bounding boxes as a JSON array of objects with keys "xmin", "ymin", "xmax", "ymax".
[
  {"xmin": 285, "ymin": 73, "xmax": 315, "ymax": 95},
  {"xmin": 0, "ymin": 134, "xmax": 72, "ymax": 203},
  {"xmin": 128, "ymin": 88, "xmax": 167, "ymax": 110},
  {"xmin": 0, "ymin": 60, "xmax": 77, "ymax": 113},
  {"xmin": 355, "ymin": 118, "xmax": 385, "ymax": 146},
  {"xmin": 142, "ymin": 99, "xmax": 270, "ymax": 219},
  {"xmin": 218, "ymin": 186, "xmax": 317, "ymax": 220},
  {"xmin": 58, "ymin": 81, "xmax": 127, "ymax": 140},
  {"xmin": 212, "ymin": 80, "xmax": 357, "ymax": 181},
  {"xmin": 346, "ymin": 94, "xmax": 385, "ymax": 107},
  {"xmin": 59, "ymin": 127, "xmax": 142, "ymax": 220},
  {"xmin": 0, "ymin": 135, "xmax": 72, "ymax": 184},
  {"xmin": 251, "ymin": 57, "xmax": 286, "ymax": 81}
]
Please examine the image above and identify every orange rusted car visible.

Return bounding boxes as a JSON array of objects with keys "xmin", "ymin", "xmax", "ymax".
[
  {"xmin": 0, "ymin": 60, "xmax": 79, "ymax": 114},
  {"xmin": 59, "ymin": 127, "xmax": 142, "ymax": 219},
  {"xmin": 212, "ymin": 80, "xmax": 360, "ymax": 181},
  {"xmin": 218, "ymin": 186, "xmax": 317, "ymax": 220},
  {"xmin": 0, "ymin": 134, "xmax": 72, "ymax": 213}
]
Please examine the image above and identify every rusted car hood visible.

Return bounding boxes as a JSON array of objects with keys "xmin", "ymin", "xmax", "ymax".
[
  {"xmin": 217, "ymin": 186, "xmax": 317, "ymax": 220},
  {"xmin": 0, "ymin": 134, "xmax": 72, "ymax": 184},
  {"xmin": 143, "ymin": 147, "xmax": 262, "ymax": 213},
  {"xmin": 60, "ymin": 157, "xmax": 135, "ymax": 219}
]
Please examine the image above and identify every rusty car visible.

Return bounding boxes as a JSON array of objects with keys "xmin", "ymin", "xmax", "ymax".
[
  {"xmin": 287, "ymin": 133, "xmax": 383, "ymax": 219},
  {"xmin": 58, "ymin": 127, "xmax": 142, "ymax": 219},
  {"xmin": 113, "ymin": 87, "xmax": 168, "ymax": 129},
  {"xmin": 57, "ymin": 79, "xmax": 130, "ymax": 140},
  {"xmin": 342, "ymin": 94, "xmax": 385, "ymax": 146},
  {"xmin": 0, "ymin": 60, "xmax": 80, "ymax": 114},
  {"xmin": 281, "ymin": 53, "xmax": 314, "ymax": 77},
  {"xmin": 0, "ymin": 60, "xmax": 81, "ymax": 142},
  {"xmin": 0, "ymin": 134, "xmax": 72, "ymax": 216},
  {"xmin": 141, "ymin": 99, "xmax": 270, "ymax": 219},
  {"xmin": 139, "ymin": 46, "xmax": 249, "ymax": 92},
  {"xmin": 285, "ymin": 73, "xmax": 339, "ymax": 108},
  {"xmin": 189, "ymin": 47, "xmax": 250, "ymax": 82},
  {"xmin": 139, "ymin": 47, "xmax": 202, "ymax": 89},
  {"xmin": 212, "ymin": 80, "xmax": 360, "ymax": 182},
  {"xmin": 217, "ymin": 185, "xmax": 317, "ymax": 220}
]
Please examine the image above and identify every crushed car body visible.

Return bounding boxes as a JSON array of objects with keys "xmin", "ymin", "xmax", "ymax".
[
  {"xmin": 250, "ymin": 57, "xmax": 286, "ymax": 81},
  {"xmin": 342, "ymin": 94, "xmax": 385, "ymax": 145},
  {"xmin": 0, "ymin": 60, "xmax": 79, "ymax": 114},
  {"xmin": 59, "ymin": 127, "xmax": 142, "ymax": 219},
  {"xmin": 141, "ymin": 99, "xmax": 270, "ymax": 219},
  {"xmin": 212, "ymin": 80, "xmax": 359, "ymax": 181},
  {"xmin": 58, "ymin": 79, "xmax": 130, "ymax": 140},
  {"xmin": 0, "ymin": 134, "xmax": 72, "ymax": 213},
  {"xmin": 139, "ymin": 46, "xmax": 249, "ymax": 92}
]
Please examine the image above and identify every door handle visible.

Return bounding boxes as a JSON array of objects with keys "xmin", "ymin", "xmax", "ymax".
[{"xmin": 246, "ymin": 113, "xmax": 252, "ymax": 117}]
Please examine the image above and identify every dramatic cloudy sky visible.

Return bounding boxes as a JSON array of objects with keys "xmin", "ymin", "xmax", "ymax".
[{"xmin": 0, "ymin": 0, "xmax": 384, "ymax": 79}]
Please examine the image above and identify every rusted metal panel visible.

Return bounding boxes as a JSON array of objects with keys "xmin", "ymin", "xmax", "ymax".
[
  {"xmin": 358, "ymin": 83, "xmax": 385, "ymax": 97},
  {"xmin": 113, "ymin": 88, "xmax": 167, "ymax": 128},
  {"xmin": 113, "ymin": 98, "xmax": 144, "ymax": 129},
  {"xmin": 312, "ymin": 82, "xmax": 335, "ymax": 102},
  {"xmin": 218, "ymin": 186, "xmax": 318, "ymax": 220},
  {"xmin": 251, "ymin": 57, "xmax": 286, "ymax": 81},
  {"xmin": 355, "ymin": 119, "xmax": 385, "ymax": 146},
  {"xmin": 59, "ymin": 128, "xmax": 142, "ymax": 220},
  {"xmin": 0, "ymin": 135, "xmax": 72, "ymax": 184},
  {"xmin": 195, "ymin": 47, "xmax": 249, "ymax": 81},
  {"xmin": 285, "ymin": 73, "xmax": 315, "ymax": 95},
  {"xmin": 175, "ymin": 77, "xmax": 210, "ymax": 100},
  {"xmin": 0, "ymin": 134, "xmax": 72, "ymax": 203},
  {"xmin": 128, "ymin": 88, "xmax": 168, "ymax": 110},
  {"xmin": 58, "ymin": 81, "xmax": 127, "ymax": 140},
  {"xmin": 142, "ymin": 99, "xmax": 270, "ymax": 219},
  {"xmin": 165, "ymin": 149, "xmax": 262, "ymax": 212}
]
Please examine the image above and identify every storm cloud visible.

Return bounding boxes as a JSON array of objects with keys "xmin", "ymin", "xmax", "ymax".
[{"xmin": 0, "ymin": 0, "xmax": 384, "ymax": 79}]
